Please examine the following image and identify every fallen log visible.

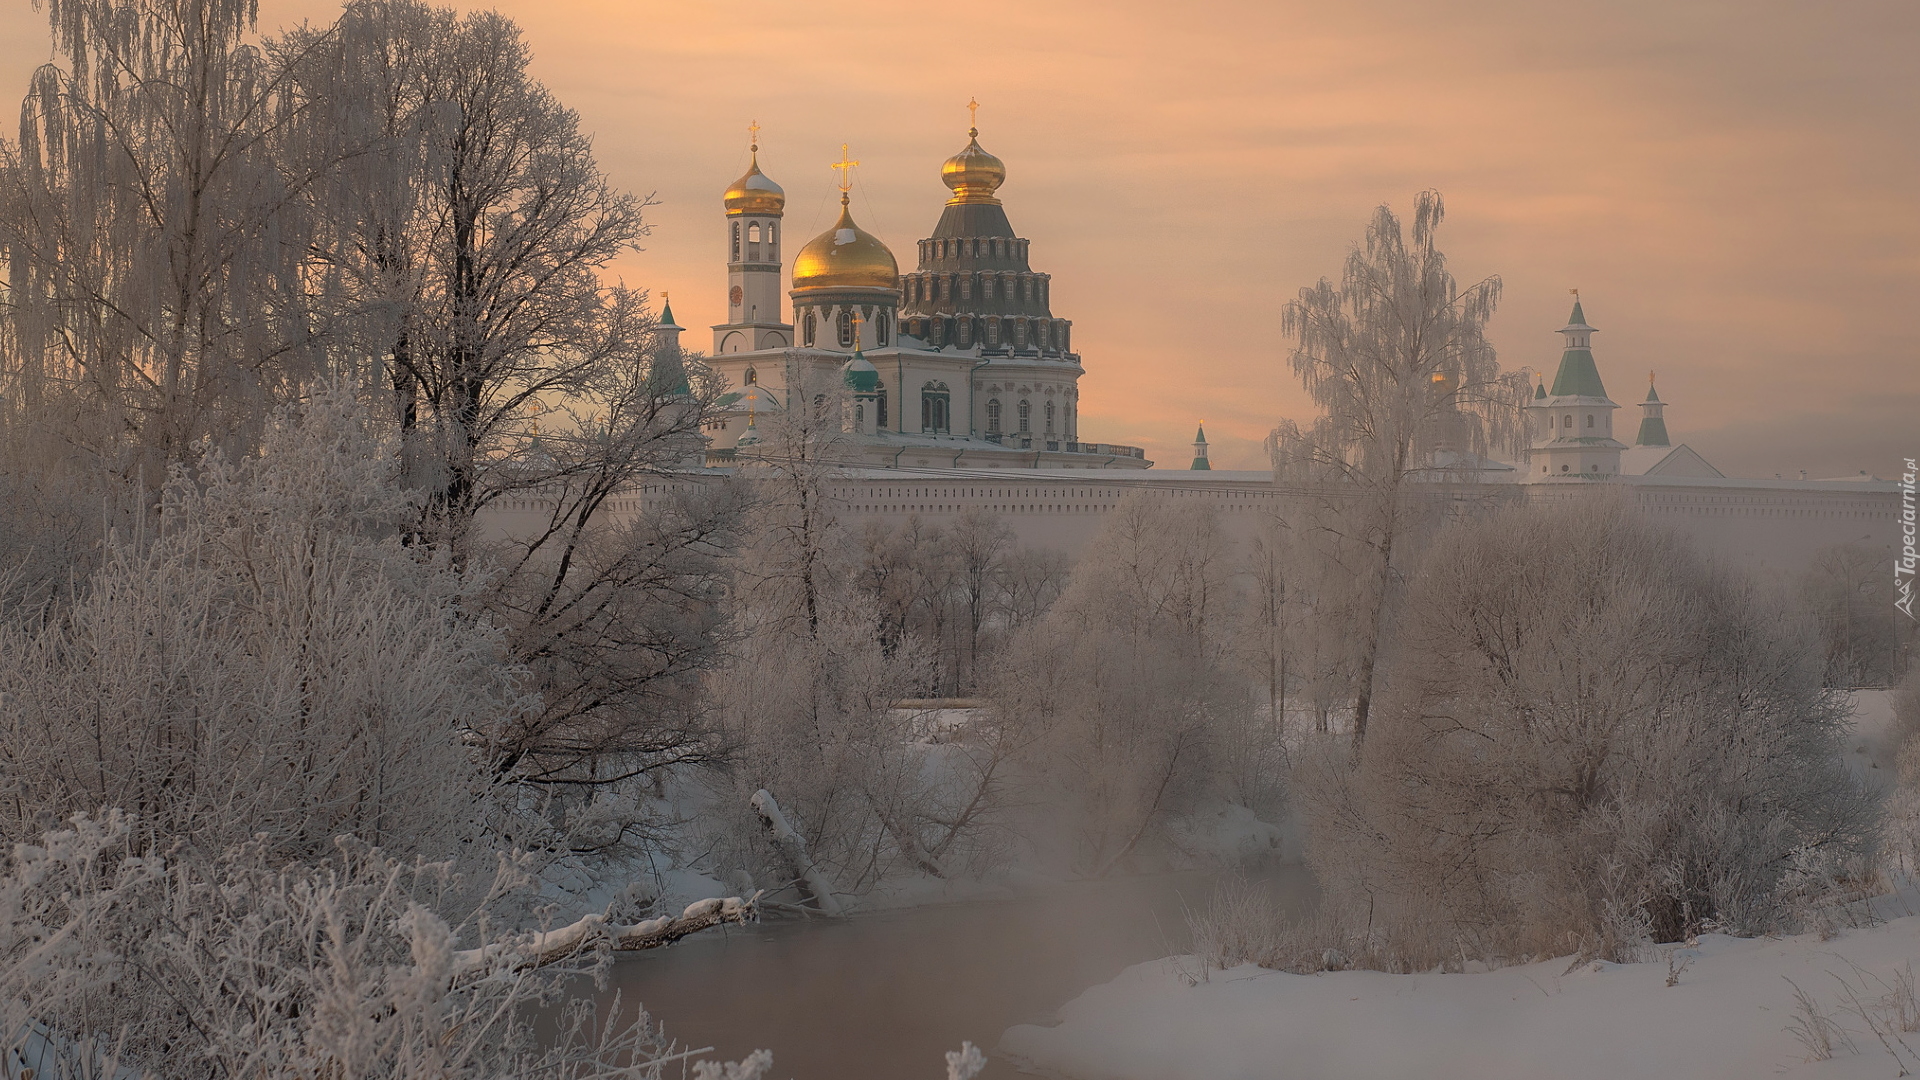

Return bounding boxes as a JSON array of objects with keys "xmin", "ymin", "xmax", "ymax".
[{"xmin": 452, "ymin": 892, "xmax": 761, "ymax": 978}]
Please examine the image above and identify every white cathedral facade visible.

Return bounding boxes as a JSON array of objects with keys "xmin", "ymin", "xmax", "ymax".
[{"xmin": 680, "ymin": 122, "xmax": 1150, "ymax": 470}]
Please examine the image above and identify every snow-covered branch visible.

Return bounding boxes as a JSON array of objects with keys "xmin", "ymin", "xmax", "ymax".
[{"xmin": 452, "ymin": 893, "xmax": 762, "ymax": 978}]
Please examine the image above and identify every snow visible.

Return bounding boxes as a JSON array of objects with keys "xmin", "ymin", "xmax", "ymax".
[{"xmin": 1001, "ymin": 902, "xmax": 1920, "ymax": 1080}]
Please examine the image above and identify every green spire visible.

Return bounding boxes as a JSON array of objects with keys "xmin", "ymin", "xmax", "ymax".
[
  {"xmin": 1194, "ymin": 423, "xmax": 1207, "ymax": 443},
  {"xmin": 1534, "ymin": 380, "xmax": 1547, "ymax": 400},
  {"xmin": 1190, "ymin": 423, "xmax": 1210, "ymax": 470},
  {"xmin": 1549, "ymin": 350, "xmax": 1609, "ymax": 398},
  {"xmin": 1568, "ymin": 299, "xmax": 1587, "ymax": 327},
  {"xmin": 658, "ymin": 291, "xmax": 681, "ymax": 329},
  {"xmin": 1635, "ymin": 415, "xmax": 1670, "ymax": 447}
]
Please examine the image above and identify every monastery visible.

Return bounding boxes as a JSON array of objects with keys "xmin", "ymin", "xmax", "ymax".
[{"xmin": 529, "ymin": 114, "xmax": 1907, "ymax": 575}]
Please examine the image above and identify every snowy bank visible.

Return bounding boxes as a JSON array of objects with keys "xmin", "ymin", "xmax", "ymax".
[{"xmin": 1002, "ymin": 906, "xmax": 1920, "ymax": 1080}]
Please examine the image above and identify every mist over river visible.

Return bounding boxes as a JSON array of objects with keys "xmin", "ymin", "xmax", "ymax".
[{"xmin": 605, "ymin": 866, "xmax": 1316, "ymax": 1079}]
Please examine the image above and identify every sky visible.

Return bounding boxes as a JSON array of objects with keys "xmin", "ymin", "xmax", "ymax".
[{"xmin": 3, "ymin": 0, "xmax": 1914, "ymax": 475}]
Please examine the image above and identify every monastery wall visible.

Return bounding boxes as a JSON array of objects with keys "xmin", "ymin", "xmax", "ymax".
[{"xmin": 475, "ymin": 469, "xmax": 1904, "ymax": 576}]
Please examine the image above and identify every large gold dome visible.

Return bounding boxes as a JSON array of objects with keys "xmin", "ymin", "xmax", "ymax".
[
  {"xmin": 791, "ymin": 199, "xmax": 899, "ymax": 293},
  {"xmin": 724, "ymin": 152, "xmax": 785, "ymax": 216},
  {"xmin": 942, "ymin": 130, "xmax": 1005, "ymax": 205}
]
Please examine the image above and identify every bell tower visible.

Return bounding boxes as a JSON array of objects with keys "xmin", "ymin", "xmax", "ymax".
[{"xmin": 713, "ymin": 122, "xmax": 793, "ymax": 355}]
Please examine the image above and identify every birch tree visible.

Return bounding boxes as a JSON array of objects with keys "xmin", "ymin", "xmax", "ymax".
[
  {"xmin": 0, "ymin": 0, "xmax": 333, "ymax": 492},
  {"xmin": 1267, "ymin": 191, "xmax": 1528, "ymax": 746}
]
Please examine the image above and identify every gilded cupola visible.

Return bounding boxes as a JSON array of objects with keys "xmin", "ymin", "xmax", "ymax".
[
  {"xmin": 792, "ymin": 198, "xmax": 900, "ymax": 293},
  {"xmin": 724, "ymin": 125, "xmax": 786, "ymax": 216},
  {"xmin": 942, "ymin": 98, "xmax": 1005, "ymax": 205},
  {"xmin": 791, "ymin": 146, "xmax": 899, "ymax": 294}
]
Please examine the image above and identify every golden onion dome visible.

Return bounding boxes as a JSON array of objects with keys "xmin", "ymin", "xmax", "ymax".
[
  {"xmin": 723, "ymin": 151, "xmax": 786, "ymax": 216},
  {"xmin": 941, "ymin": 128, "xmax": 1005, "ymax": 205},
  {"xmin": 791, "ymin": 198, "xmax": 899, "ymax": 293}
]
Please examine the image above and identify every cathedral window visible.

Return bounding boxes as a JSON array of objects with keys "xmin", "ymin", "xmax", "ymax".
[
  {"xmin": 878, "ymin": 389, "xmax": 888, "ymax": 428},
  {"xmin": 958, "ymin": 318, "xmax": 973, "ymax": 347},
  {"xmin": 731, "ymin": 222, "xmax": 740, "ymax": 259},
  {"xmin": 876, "ymin": 312, "xmax": 890, "ymax": 346},
  {"xmin": 1017, "ymin": 399, "xmax": 1031, "ymax": 433},
  {"xmin": 1045, "ymin": 401, "xmax": 1056, "ymax": 432},
  {"xmin": 747, "ymin": 222, "xmax": 761, "ymax": 242},
  {"xmin": 1563, "ymin": 414, "xmax": 1573, "ymax": 428},
  {"xmin": 921, "ymin": 382, "xmax": 951, "ymax": 433},
  {"xmin": 769, "ymin": 223, "xmax": 777, "ymax": 253},
  {"xmin": 983, "ymin": 277, "xmax": 994, "ymax": 300},
  {"xmin": 1586, "ymin": 414, "xmax": 1595, "ymax": 428},
  {"xmin": 1014, "ymin": 320, "xmax": 1028, "ymax": 348},
  {"xmin": 961, "ymin": 276, "xmax": 973, "ymax": 300},
  {"xmin": 838, "ymin": 310, "xmax": 855, "ymax": 347},
  {"xmin": 745, "ymin": 367, "xmax": 757, "ymax": 385},
  {"xmin": 986, "ymin": 398, "xmax": 1001, "ymax": 433},
  {"xmin": 986, "ymin": 318, "xmax": 1000, "ymax": 346},
  {"xmin": 802, "ymin": 311, "xmax": 816, "ymax": 347}
]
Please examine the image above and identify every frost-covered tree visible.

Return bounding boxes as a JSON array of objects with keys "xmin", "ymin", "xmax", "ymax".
[
  {"xmin": 275, "ymin": 0, "xmax": 676, "ymax": 554},
  {"xmin": 1301, "ymin": 499, "xmax": 1876, "ymax": 963},
  {"xmin": 992, "ymin": 494, "xmax": 1264, "ymax": 874},
  {"xmin": 1267, "ymin": 191, "xmax": 1528, "ymax": 745},
  {"xmin": 0, "ymin": 0, "xmax": 332, "ymax": 491},
  {"xmin": 0, "ymin": 386, "xmax": 510, "ymax": 860}
]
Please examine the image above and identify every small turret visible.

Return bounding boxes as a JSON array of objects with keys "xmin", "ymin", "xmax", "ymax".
[
  {"xmin": 1528, "ymin": 294, "xmax": 1626, "ymax": 481},
  {"xmin": 1635, "ymin": 372, "xmax": 1670, "ymax": 447},
  {"xmin": 1190, "ymin": 423, "xmax": 1211, "ymax": 471}
]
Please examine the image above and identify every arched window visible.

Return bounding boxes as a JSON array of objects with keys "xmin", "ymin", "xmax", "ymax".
[
  {"xmin": 961, "ymin": 275, "xmax": 973, "ymax": 300},
  {"xmin": 768, "ymin": 222, "xmax": 777, "ymax": 253},
  {"xmin": 987, "ymin": 318, "xmax": 1001, "ymax": 346},
  {"xmin": 1563, "ymin": 414, "xmax": 1573, "ymax": 428},
  {"xmin": 731, "ymin": 222, "xmax": 740, "ymax": 260},
  {"xmin": 744, "ymin": 366, "xmax": 758, "ymax": 385},
  {"xmin": 983, "ymin": 276, "xmax": 995, "ymax": 300},
  {"xmin": 986, "ymin": 398, "xmax": 1002, "ymax": 433},
  {"xmin": 1014, "ymin": 320, "xmax": 1029, "ymax": 348},
  {"xmin": 747, "ymin": 222, "xmax": 761, "ymax": 242},
  {"xmin": 921, "ymin": 381, "xmax": 951, "ymax": 433},
  {"xmin": 802, "ymin": 311, "xmax": 817, "ymax": 347},
  {"xmin": 1017, "ymin": 399, "xmax": 1031, "ymax": 433},
  {"xmin": 875, "ymin": 312, "xmax": 890, "ymax": 346},
  {"xmin": 1586, "ymin": 414, "xmax": 1595, "ymax": 428},
  {"xmin": 1045, "ymin": 400, "xmax": 1056, "ymax": 432},
  {"xmin": 877, "ymin": 386, "xmax": 888, "ymax": 429},
  {"xmin": 838, "ymin": 310, "xmax": 855, "ymax": 348}
]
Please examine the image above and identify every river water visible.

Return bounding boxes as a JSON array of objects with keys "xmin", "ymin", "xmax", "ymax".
[{"xmin": 606, "ymin": 866, "xmax": 1316, "ymax": 1079}]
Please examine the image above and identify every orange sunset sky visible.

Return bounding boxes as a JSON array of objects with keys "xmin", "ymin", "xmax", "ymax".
[{"xmin": 3, "ymin": 0, "xmax": 1914, "ymax": 474}]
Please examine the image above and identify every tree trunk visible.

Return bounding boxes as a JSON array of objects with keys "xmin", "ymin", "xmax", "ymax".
[{"xmin": 750, "ymin": 788, "xmax": 845, "ymax": 917}]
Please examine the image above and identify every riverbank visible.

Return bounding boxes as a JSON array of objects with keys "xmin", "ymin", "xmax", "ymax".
[{"xmin": 1000, "ymin": 895, "xmax": 1920, "ymax": 1080}]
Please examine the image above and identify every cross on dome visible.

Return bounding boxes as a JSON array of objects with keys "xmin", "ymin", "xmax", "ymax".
[
  {"xmin": 831, "ymin": 144, "xmax": 860, "ymax": 204},
  {"xmin": 967, "ymin": 96, "xmax": 980, "ymax": 137},
  {"xmin": 748, "ymin": 119, "xmax": 760, "ymax": 153}
]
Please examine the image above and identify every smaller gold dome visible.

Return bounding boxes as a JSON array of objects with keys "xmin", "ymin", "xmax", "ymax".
[
  {"xmin": 791, "ymin": 199, "xmax": 899, "ymax": 293},
  {"xmin": 724, "ymin": 152, "xmax": 785, "ymax": 216},
  {"xmin": 942, "ymin": 131, "xmax": 1005, "ymax": 205}
]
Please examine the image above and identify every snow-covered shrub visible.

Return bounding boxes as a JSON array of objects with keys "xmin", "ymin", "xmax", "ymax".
[
  {"xmin": 0, "ymin": 386, "xmax": 518, "ymax": 860},
  {"xmin": 990, "ymin": 493, "xmax": 1271, "ymax": 876},
  {"xmin": 0, "ymin": 811, "xmax": 760, "ymax": 1079},
  {"xmin": 1301, "ymin": 499, "xmax": 1876, "ymax": 964}
]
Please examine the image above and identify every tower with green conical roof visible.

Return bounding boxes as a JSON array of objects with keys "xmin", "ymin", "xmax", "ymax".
[
  {"xmin": 1527, "ymin": 297, "xmax": 1626, "ymax": 481},
  {"xmin": 1190, "ymin": 424, "xmax": 1210, "ymax": 470},
  {"xmin": 1635, "ymin": 374, "xmax": 1670, "ymax": 447}
]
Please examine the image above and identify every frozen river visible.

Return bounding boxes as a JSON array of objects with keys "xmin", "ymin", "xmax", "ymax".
[{"xmin": 606, "ymin": 866, "xmax": 1317, "ymax": 1079}]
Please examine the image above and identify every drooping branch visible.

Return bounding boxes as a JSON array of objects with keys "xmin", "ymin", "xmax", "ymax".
[{"xmin": 451, "ymin": 892, "xmax": 761, "ymax": 978}]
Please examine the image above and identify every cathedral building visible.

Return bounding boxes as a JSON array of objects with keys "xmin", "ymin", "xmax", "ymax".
[{"xmin": 699, "ymin": 117, "xmax": 1150, "ymax": 470}]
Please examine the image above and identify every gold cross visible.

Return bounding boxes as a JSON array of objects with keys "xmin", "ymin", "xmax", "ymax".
[
  {"xmin": 967, "ymin": 97, "xmax": 980, "ymax": 136},
  {"xmin": 831, "ymin": 143, "xmax": 860, "ymax": 195},
  {"xmin": 748, "ymin": 120, "xmax": 760, "ymax": 153},
  {"xmin": 1649, "ymin": 369, "xmax": 1656, "ymax": 385},
  {"xmin": 853, "ymin": 311, "xmax": 865, "ymax": 351},
  {"xmin": 1569, "ymin": 287, "xmax": 1580, "ymax": 299}
]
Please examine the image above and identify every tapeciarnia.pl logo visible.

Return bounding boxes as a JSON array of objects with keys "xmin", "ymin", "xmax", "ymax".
[{"xmin": 1899, "ymin": 457, "xmax": 1917, "ymax": 620}]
